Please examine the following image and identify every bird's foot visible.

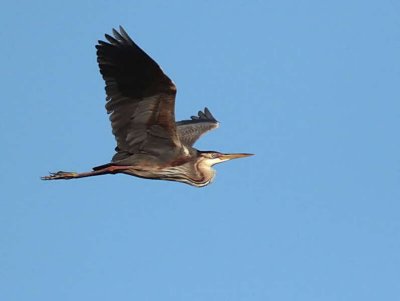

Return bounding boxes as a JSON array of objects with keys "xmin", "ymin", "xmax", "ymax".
[{"xmin": 41, "ymin": 171, "xmax": 78, "ymax": 180}]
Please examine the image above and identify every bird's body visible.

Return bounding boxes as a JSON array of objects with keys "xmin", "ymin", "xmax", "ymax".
[
  {"xmin": 93, "ymin": 148, "xmax": 217, "ymax": 187},
  {"xmin": 42, "ymin": 27, "xmax": 252, "ymax": 187}
]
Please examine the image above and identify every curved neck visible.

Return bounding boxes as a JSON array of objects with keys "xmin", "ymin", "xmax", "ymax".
[{"xmin": 193, "ymin": 160, "xmax": 216, "ymax": 186}]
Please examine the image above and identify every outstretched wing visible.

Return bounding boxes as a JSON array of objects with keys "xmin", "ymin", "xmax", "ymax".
[
  {"xmin": 96, "ymin": 26, "xmax": 181, "ymax": 160},
  {"xmin": 176, "ymin": 108, "xmax": 219, "ymax": 146}
]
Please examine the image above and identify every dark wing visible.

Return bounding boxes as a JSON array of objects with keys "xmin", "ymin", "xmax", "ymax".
[
  {"xmin": 176, "ymin": 108, "xmax": 219, "ymax": 146},
  {"xmin": 96, "ymin": 26, "xmax": 181, "ymax": 161}
]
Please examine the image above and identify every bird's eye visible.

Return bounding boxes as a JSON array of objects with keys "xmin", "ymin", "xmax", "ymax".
[{"xmin": 211, "ymin": 153, "xmax": 220, "ymax": 158}]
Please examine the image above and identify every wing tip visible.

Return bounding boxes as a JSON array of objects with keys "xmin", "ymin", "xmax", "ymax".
[
  {"xmin": 97, "ymin": 26, "xmax": 135, "ymax": 48},
  {"xmin": 189, "ymin": 108, "xmax": 218, "ymax": 122}
]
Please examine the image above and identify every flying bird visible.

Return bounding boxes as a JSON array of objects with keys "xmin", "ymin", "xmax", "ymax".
[{"xmin": 42, "ymin": 27, "xmax": 252, "ymax": 187}]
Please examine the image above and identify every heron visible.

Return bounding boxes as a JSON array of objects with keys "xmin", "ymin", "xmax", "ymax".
[{"xmin": 41, "ymin": 26, "xmax": 253, "ymax": 187}]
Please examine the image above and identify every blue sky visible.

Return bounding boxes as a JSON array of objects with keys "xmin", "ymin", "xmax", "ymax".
[{"xmin": 1, "ymin": 0, "xmax": 399, "ymax": 300}]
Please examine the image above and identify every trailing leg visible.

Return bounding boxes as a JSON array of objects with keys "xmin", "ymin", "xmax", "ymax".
[{"xmin": 41, "ymin": 165, "xmax": 130, "ymax": 180}]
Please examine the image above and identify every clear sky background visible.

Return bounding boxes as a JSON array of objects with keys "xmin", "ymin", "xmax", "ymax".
[{"xmin": 1, "ymin": 0, "xmax": 399, "ymax": 300}]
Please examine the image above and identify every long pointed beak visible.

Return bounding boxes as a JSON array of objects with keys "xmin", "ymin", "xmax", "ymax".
[{"xmin": 219, "ymin": 153, "xmax": 254, "ymax": 161}]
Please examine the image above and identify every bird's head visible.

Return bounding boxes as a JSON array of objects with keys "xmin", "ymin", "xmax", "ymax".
[
  {"xmin": 177, "ymin": 151, "xmax": 253, "ymax": 187},
  {"xmin": 198, "ymin": 151, "xmax": 254, "ymax": 167}
]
